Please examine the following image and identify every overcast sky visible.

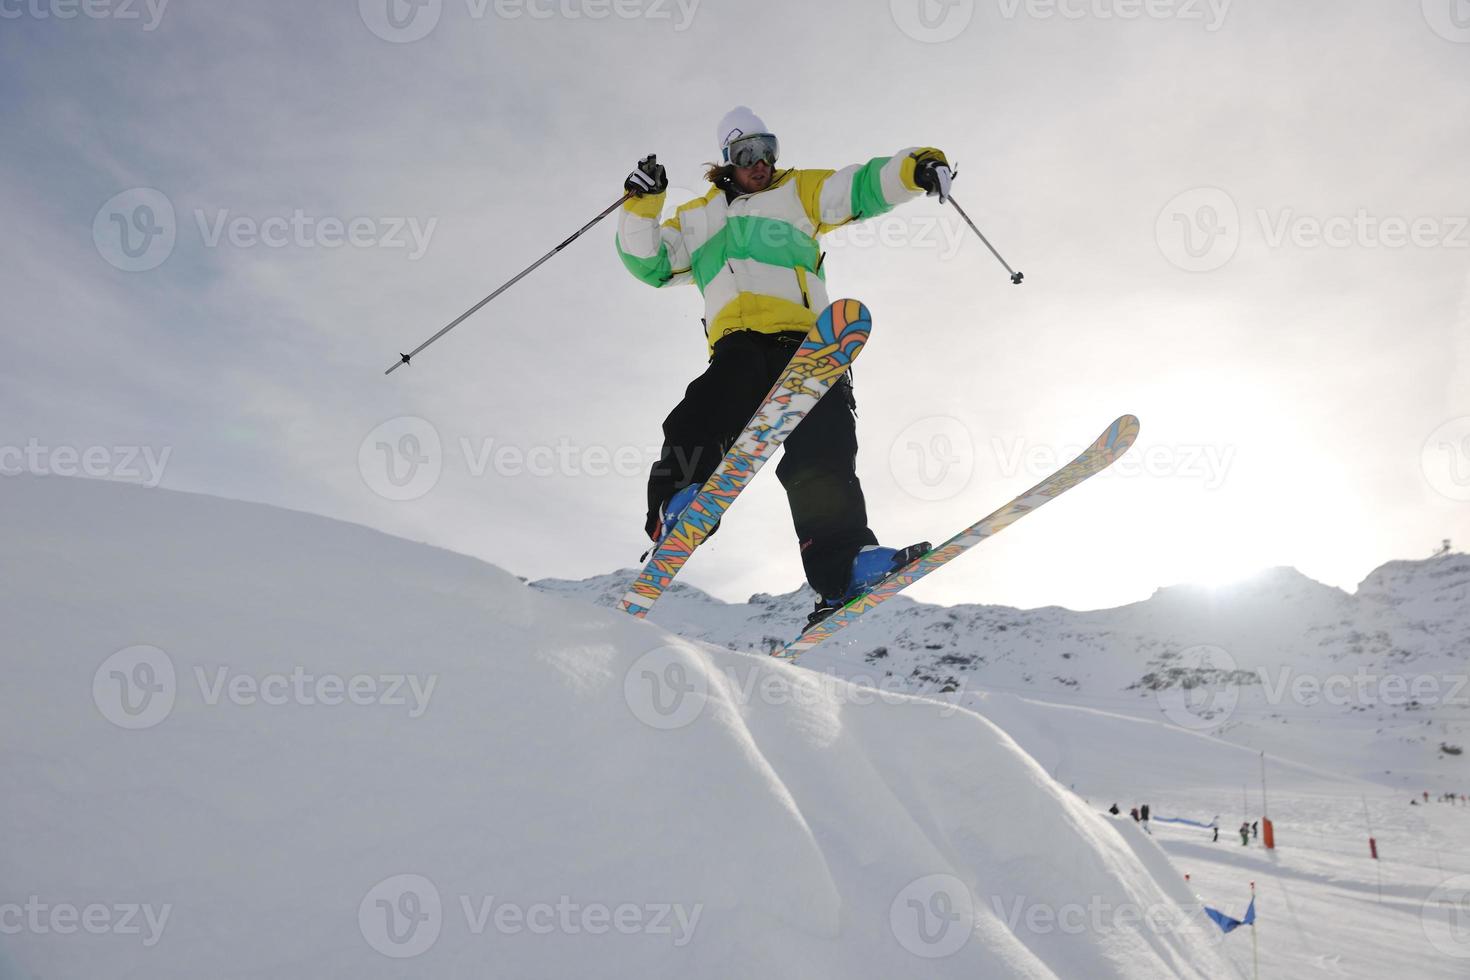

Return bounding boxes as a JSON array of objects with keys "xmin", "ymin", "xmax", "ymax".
[{"xmin": 3, "ymin": 0, "xmax": 1468, "ymax": 611}]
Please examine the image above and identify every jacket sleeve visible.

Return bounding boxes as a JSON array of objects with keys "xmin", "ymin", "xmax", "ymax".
[
  {"xmin": 615, "ymin": 191, "xmax": 693, "ymax": 288},
  {"xmin": 795, "ymin": 147, "xmax": 933, "ymax": 235}
]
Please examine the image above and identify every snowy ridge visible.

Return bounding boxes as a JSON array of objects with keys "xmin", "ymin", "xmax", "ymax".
[
  {"xmin": 534, "ymin": 555, "xmax": 1470, "ymax": 790},
  {"xmin": 0, "ymin": 476, "xmax": 1230, "ymax": 979}
]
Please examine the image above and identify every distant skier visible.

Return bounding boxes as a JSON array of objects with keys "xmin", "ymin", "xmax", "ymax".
[
  {"xmin": 1130, "ymin": 807, "xmax": 1140, "ymax": 822},
  {"xmin": 1239, "ymin": 822, "xmax": 1250, "ymax": 845},
  {"xmin": 618, "ymin": 107, "xmax": 952, "ymax": 625},
  {"xmin": 1108, "ymin": 803, "xmax": 1120, "ymax": 815},
  {"xmin": 1140, "ymin": 803, "xmax": 1151, "ymax": 824},
  {"xmin": 1212, "ymin": 826, "xmax": 1219, "ymax": 843}
]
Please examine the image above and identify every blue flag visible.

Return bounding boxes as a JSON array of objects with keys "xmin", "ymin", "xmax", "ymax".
[{"xmin": 1204, "ymin": 897, "xmax": 1256, "ymax": 934}]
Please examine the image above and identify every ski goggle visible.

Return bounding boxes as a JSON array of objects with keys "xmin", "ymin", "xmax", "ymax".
[{"xmin": 723, "ymin": 133, "xmax": 779, "ymax": 168}]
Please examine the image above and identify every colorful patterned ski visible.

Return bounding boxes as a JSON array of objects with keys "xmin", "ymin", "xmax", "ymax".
[
  {"xmin": 619, "ymin": 299, "xmax": 873, "ymax": 619},
  {"xmin": 775, "ymin": 414, "xmax": 1141, "ymax": 660}
]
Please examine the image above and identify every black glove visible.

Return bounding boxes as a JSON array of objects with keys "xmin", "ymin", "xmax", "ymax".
[
  {"xmin": 624, "ymin": 154, "xmax": 668, "ymax": 197},
  {"xmin": 911, "ymin": 148, "xmax": 954, "ymax": 203}
]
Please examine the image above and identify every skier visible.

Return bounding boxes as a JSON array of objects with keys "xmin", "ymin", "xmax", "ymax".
[
  {"xmin": 1239, "ymin": 822, "xmax": 1250, "ymax": 845},
  {"xmin": 1108, "ymin": 803, "xmax": 1120, "ymax": 815},
  {"xmin": 618, "ymin": 107, "xmax": 954, "ymax": 624}
]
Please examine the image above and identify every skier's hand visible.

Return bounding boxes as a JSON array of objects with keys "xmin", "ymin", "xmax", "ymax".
[
  {"xmin": 911, "ymin": 148, "xmax": 954, "ymax": 204},
  {"xmin": 624, "ymin": 154, "xmax": 668, "ymax": 197}
]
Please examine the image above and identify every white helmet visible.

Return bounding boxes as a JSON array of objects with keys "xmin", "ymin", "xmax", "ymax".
[{"xmin": 716, "ymin": 106, "xmax": 778, "ymax": 165}]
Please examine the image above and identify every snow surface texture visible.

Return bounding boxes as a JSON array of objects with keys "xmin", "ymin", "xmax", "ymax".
[
  {"xmin": 0, "ymin": 476, "xmax": 1231, "ymax": 979},
  {"xmin": 535, "ymin": 554, "xmax": 1470, "ymax": 791},
  {"xmin": 536, "ymin": 553, "xmax": 1470, "ymax": 977}
]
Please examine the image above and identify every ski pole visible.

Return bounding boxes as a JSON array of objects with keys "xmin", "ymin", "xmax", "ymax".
[
  {"xmin": 385, "ymin": 192, "xmax": 633, "ymax": 375},
  {"xmin": 947, "ymin": 195, "xmax": 1024, "ymax": 285}
]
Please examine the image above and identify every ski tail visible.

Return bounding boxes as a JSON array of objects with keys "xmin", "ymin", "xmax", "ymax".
[{"xmin": 619, "ymin": 300, "xmax": 873, "ymax": 618}]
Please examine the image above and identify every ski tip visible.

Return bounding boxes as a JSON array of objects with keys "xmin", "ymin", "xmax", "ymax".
[
  {"xmin": 1106, "ymin": 415, "xmax": 1142, "ymax": 455},
  {"xmin": 827, "ymin": 298, "xmax": 871, "ymax": 333}
]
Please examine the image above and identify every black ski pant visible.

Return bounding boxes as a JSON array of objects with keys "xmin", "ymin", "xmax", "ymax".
[{"xmin": 645, "ymin": 328, "xmax": 877, "ymax": 600}]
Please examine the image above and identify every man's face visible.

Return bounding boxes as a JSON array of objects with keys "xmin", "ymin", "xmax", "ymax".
[{"xmin": 732, "ymin": 159, "xmax": 773, "ymax": 194}]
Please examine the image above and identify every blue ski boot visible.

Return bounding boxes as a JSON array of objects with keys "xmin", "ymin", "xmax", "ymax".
[
  {"xmin": 656, "ymin": 484, "xmax": 701, "ymax": 542},
  {"xmin": 806, "ymin": 541, "xmax": 931, "ymax": 629}
]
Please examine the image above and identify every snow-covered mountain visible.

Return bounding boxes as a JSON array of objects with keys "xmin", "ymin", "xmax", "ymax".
[
  {"xmin": 0, "ymin": 474, "xmax": 1233, "ymax": 979},
  {"xmin": 534, "ymin": 554, "xmax": 1470, "ymax": 791}
]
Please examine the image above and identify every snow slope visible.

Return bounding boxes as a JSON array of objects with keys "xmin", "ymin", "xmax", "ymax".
[
  {"xmin": 535, "ymin": 554, "xmax": 1470, "ymax": 791},
  {"xmin": 535, "ymin": 561, "xmax": 1470, "ymax": 979},
  {"xmin": 0, "ymin": 475, "xmax": 1232, "ymax": 979}
]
